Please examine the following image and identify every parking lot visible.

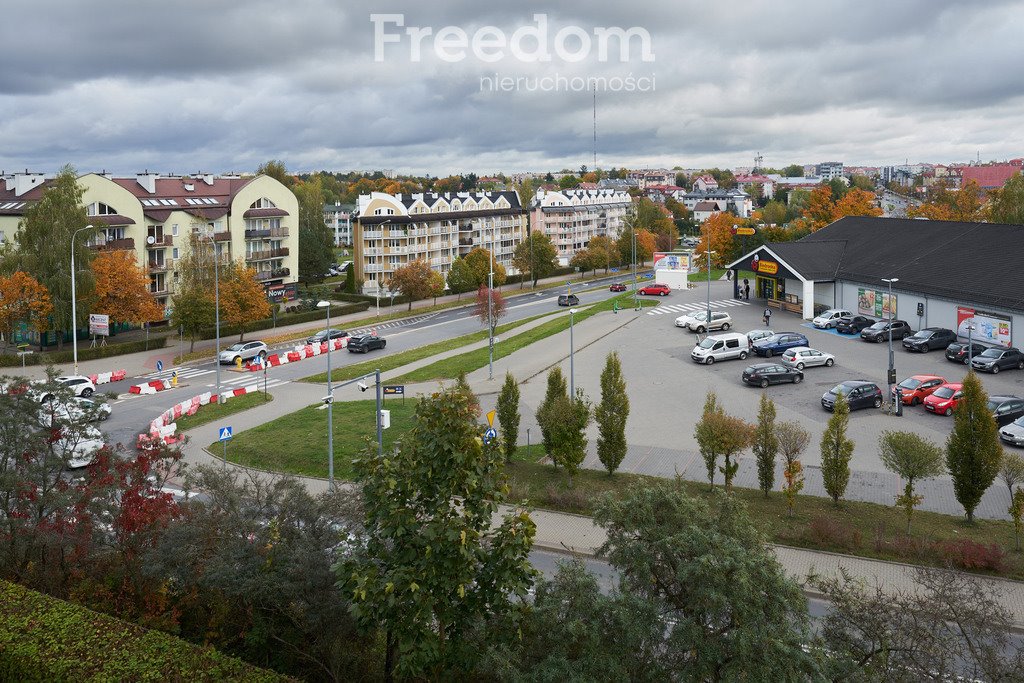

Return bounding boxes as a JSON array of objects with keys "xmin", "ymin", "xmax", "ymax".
[{"xmin": 553, "ymin": 280, "xmax": 1024, "ymax": 477}]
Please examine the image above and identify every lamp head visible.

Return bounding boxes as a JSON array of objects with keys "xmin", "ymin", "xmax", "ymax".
[{"xmin": 316, "ymin": 300, "xmax": 330, "ymax": 309}]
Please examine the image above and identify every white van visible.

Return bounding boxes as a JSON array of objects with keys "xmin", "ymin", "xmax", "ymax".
[{"xmin": 690, "ymin": 332, "xmax": 751, "ymax": 365}]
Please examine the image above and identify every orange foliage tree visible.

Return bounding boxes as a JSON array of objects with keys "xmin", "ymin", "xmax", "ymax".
[
  {"xmin": 219, "ymin": 262, "xmax": 272, "ymax": 341},
  {"xmin": 907, "ymin": 180, "xmax": 986, "ymax": 222},
  {"xmin": 91, "ymin": 250, "xmax": 164, "ymax": 327},
  {"xmin": 0, "ymin": 271, "xmax": 53, "ymax": 347},
  {"xmin": 832, "ymin": 188, "xmax": 882, "ymax": 221},
  {"xmin": 805, "ymin": 186, "xmax": 836, "ymax": 230},
  {"xmin": 695, "ymin": 213, "xmax": 739, "ymax": 267}
]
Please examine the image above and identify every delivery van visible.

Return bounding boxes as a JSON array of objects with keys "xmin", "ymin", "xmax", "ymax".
[{"xmin": 690, "ymin": 332, "xmax": 751, "ymax": 365}]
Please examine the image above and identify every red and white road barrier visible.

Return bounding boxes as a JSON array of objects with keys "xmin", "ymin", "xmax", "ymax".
[
  {"xmin": 143, "ymin": 384, "xmax": 260, "ymax": 446},
  {"xmin": 128, "ymin": 378, "xmax": 173, "ymax": 395},
  {"xmin": 245, "ymin": 338, "xmax": 347, "ymax": 372},
  {"xmin": 88, "ymin": 369, "xmax": 127, "ymax": 385}
]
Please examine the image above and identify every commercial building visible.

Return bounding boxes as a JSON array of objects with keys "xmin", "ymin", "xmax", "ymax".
[
  {"xmin": 323, "ymin": 203, "xmax": 355, "ymax": 245},
  {"xmin": 354, "ymin": 191, "xmax": 527, "ymax": 294},
  {"xmin": 0, "ymin": 171, "xmax": 300, "ymax": 313},
  {"xmin": 530, "ymin": 188, "xmax": 632, "ymax": 266},
  {"xmin": 726, "ymin": 216, "xmax": 1024, "ymax": 348}
]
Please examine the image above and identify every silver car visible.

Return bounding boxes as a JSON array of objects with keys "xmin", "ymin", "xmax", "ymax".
[
  {"xmin": 1000, "ymin": 416, "xmax": 1024, "ymax": 447},
  {"xmin": 781, "ymin": 346, "xmax": 836, "ymax": 370},
  {"xmin": 218, "ymin": 341, "xmax": 269, "ymax": 365}
]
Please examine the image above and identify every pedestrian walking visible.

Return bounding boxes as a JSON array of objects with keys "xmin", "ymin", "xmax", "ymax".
[
  {"xmin": 763, "ymin": 307, "xmax": 772, "ymax": 327},
  {"xmin": 743, "ymin": 279, "xmax": 750, "ymax": 300}
]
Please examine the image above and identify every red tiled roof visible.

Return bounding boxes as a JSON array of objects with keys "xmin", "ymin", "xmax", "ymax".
[
  {"xmin": 112, "ymin": 176, "xmax": 253, "ymax": 200},
  {"xmin": 693, "ymin": 201, "xmax": 719, "ymax": 211},
  {"xmin": 93, "ymin": 214, "xmax": 136, "ymax": 226},
  {"xmin": 243, "ymin": 207, "xmax": 290, "ymax": 218},
  {"xmin": 959, "ymin": 165, "xmax": 1022, "ymax": 189}
]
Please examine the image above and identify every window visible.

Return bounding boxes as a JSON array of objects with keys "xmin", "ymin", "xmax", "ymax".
[
  {"xmin": 250, "ymin": 198, "xmax": 277, "ymax": 209},
  {"xmin": 172, "ymin": 248, "xmax": 179, "ymax": 259},
  {"xmin": 171, "ymin": 224, "xmax": 178, "ymax": 236},
  {"xmin": 87, "ymin": 202, "xmax": 118, "ymax": 215}
]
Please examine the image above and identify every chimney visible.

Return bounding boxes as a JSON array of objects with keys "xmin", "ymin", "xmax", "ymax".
[
  {"xmin": 136, "ymin": 170, "xmax": 159, "ymax": 194},
  {"xmin": 9, "ymin": 171, "xmax": 47, "ymax": 197}
]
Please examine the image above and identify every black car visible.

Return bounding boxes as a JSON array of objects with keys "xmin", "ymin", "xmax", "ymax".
[
  {"xmin": 835, "ymin": 315, "xmax": 875, "ymax": 334},
  {"xmin": 347, "ymin": 334, "xmax": 387, "ymax": 353},
  {"xmin": 821, "ymin": 380, "xmax": 883, "ymax": 412},
  {"xmin": 557, "ymin": 294, "xmax": 579, "ymax": 307},
  {"xmin": 945, "ymin": 341, "xmax": 988, "ymax": 364},
  {"xmin": 971, "ymin": 347, "xmax": 1024, "ymax": 374},
  {"xmin": 902, "ymin": 327, "xmax": 956, "ymax": 352},
  {"xmin": 860, "ymin": 320, "xmax": 912, "ymax": 343},
  {"xmin": 741, "ymin": 363, "xmax": 804, "ymax": 388},
  {"xmin": 306, "ymin": 328, "xmax": 350, "ymax": 345},
  {"xmin": 988, "ymin": 396, "xmax": 1024, "ymax": 426}
]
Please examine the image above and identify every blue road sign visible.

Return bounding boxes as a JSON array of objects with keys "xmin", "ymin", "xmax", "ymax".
[
  {"xmin": 483, "ymin": 427, "xmax": 497, "ymax": 444},
  {"xmin": 156, "ymin": 360, "xmax": 163, "ymax": 372},
  {"xmin": 611, "ymin": 268, "xmax": 619, "ymax": 272},
  {"xmin": 219, "ymin": 426, "xmax": 233, "ymax": 441}
]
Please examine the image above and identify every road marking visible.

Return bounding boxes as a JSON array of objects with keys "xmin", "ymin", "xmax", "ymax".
[
  {"xmin": 140, "ymin": 367, "xmax": 214, "ymax": 381},
  {"xmin": 648, "ymin": 299, "xmax": 751, "ymax": 316}
]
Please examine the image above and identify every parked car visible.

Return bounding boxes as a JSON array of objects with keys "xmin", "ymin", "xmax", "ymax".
[
  {"xmin": 945, "ymin": 341, "xmax": 988, "ymax": 364},
  {"xmin": 894, "ymin": 375, "xmax": 947, "ymax": 406},
  {"xmin": 675, "ymin": 310, "xmax": 732, "ymax": 333},
  {"xmin": 902, "ymin": 327, "xmax": 957, "ymax": 352},
  {"xmin": 745, "ymin": 329, "xmax": 774, "ymax": 346},
  {"xmin": 752, "ymin": 332, "xmax": 810, "ymax": 357},
  {"xmin": 690, "ymin": 332, "xmax": 750, "ymax": 365},
  {"xmin": 781, "ymin": 346, "xmax": 835, "ymax": 370},
  {"xmin": 218, "ymin": 341, "xmax": 269, "ymax": 365},
  {"xmin": 54, "ymin": 397, "xmax": 112, "ymax": 422},
  {"xmin": 988, "ymin": 396, "xmax": 1024, "ymax": 426},
  {"xmin": 49, "ymin": 422, "xmax": 106, "ymax": 469},
  {"xmin": 835, "ymin": 315, "xmax": 875, "ymax": 334},
  {"xmin": 638, "ymin": 283, "xmax": 671, "ymax": 296},
  {"xmin": 557, "ymin": 294, "xmax": 579, "ymax": 307},
  {"xmin": 923, "ymin": 383, "xmax": 963, "ymax": 416},
  {"xmin": 609, "ymin": 283, "xmax": 627, "ymax": 292},
  {"xmin": 821, "ymin": 380, "xmax": 883, "ymax": 412},
  {"xmin": 347, "ymin": 334, "xmax": 387, "ymax": 353},
  {"xmin": 54, "ymin": 375, "xmax": 97, "ymax": 398},
  {"xmin": 812, "ymin": 309, "xmax": 853, "ymax": 329},
  {"xmin": 860, "ymin": 320, "xmax": 913, "ymax": 343},
  {"xmin": 971, "ymin": 347, "xmax": 1024, "ymax": 374},
  {"xmin": 306, "ymin": 328, "xmax": 350, "ymax": 345},
  {"xmin": 1000, "ymin": 415, "xmax": 1024, "ymax": 448},
  {"xmin": 742, "ymin": 363, "xmax": 804, "ymax": 387}
]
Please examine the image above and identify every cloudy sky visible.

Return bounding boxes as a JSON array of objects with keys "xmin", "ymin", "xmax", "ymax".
[{"xmin": 2, "ymin": 0, "xmax": 1023, "ymax": 177}]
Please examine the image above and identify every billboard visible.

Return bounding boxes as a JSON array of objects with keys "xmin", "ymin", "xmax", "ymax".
[
  {"xmin": 957, "ymin": 306, "xmax": 1012, "ymax": 348},
  {"xmin": 653, "ymin": 252, "xmax": 690, "ymax": 272},
  {"xmin": 857, "ymin": 288, "xmax": 896, "ymax": 318},
  {"xmin": 88, "ymin": 314, "xmax": 110, "ymax": 337}
]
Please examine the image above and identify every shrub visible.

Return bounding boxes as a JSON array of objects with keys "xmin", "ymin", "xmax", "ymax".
[
  {"xmin": 806, "ymin": 515, "xmax": 862, "ymax": 552},
  {"xmin": 197, "ymin": 301, "xmax": 370, "ymax": 339},
  {"xmin": 542, "ymin": 485, "xmax": 590, "ymax": 514},
  {"xmin": 938, "ymin": 539, "xmax": 1007, "ymax": 572},
  {"xmin": 0, "ymin": 336, "xmax": 170, "ymax": 367}
]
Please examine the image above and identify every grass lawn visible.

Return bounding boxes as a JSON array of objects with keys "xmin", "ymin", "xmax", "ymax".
[
  {"xmin": 505, "ymin": 461, "xmax": 1024, "ymax": 580},
  {"xmin": 214, "ymin": 398, "xmax": 418, "ymax": 480},
  {"xmin": 175, "ymin": 391, "xmax": 273, "ymax": 432},
  {"xmin": 301, "ymin": 311, "xmax": 559, "ymax": 384},
  {"xmin": 387, "ymin": 292, "xmax": 657, "ymax": 384}
]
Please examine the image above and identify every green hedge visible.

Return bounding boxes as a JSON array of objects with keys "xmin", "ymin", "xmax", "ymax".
[
  {"xmin": 197, "ymin": 302, "xmax": 371, "ymax": 340},
  {"xmin": 0, "ymin": 336, "xmax": 170, "ymax": 368},
  {"xmin": 0, "ymin": 580, "xmax": 291, "ymax": 682}
]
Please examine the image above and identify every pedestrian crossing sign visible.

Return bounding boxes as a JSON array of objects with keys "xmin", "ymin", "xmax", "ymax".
[{"xmin": 219, "ymin": 426, "xmax": 233, "ymax": 441}]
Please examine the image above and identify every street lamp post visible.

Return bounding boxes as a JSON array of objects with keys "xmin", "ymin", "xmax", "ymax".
[
  {"xmin": 967, "ymin": 322, "xmax": 977, "ymax": 366},
  {"xmin": 488, "ymin": 218, "xmax": 495, "ymax": 380},
  {"xmin": 197, "ymin": 232, "xmax": 223, "ymax": 403},
  {"xmin": 323, "ymin": 369, "xmax": 385, "ymax": 491},
  {"xmin": 703, "ymin": 247, "xmax": 717, "ymax": 326},
  {"xmin": 317, "ymin": 300, "xmax": 334, "ymax": 490},
  {"xmin": 70, "ymin": 224, "xmax": 95, "ymax": 375},
  {"xmin": 631, "ymin": 224, "xmax": 639, "ymax": 311},
  {"xmin": 569, "ymin": 307, "xmax": 578, "ymax": 397},
  {"xmin": 882, "ymin": 277, "xmax": 901, "ymax": 416}
]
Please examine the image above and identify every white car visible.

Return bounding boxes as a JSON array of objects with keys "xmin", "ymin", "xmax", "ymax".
[
  {"xmin": 218, "ymin": 341, "xmax": 269, "ymax": 365},
  {"xmin": 52, "ymin": 424, "xmax": 106, "ymax": 469},
  {"xmin": 781, "ymin": 346, "xmax": 836, "ymax": 370},
  {"xmin": 812, "ymin": 309, "xmax": 853, "ymax": 329},
  {"xmin": 55, "ymin": 375, "xmax": 97, "ymax": 397},
  {"xmin": 675, "ymin": 310, "xmax": 733, "ymax": 333}
]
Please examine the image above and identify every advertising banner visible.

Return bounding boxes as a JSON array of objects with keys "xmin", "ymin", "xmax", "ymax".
[
  {"xmin": 857, "ymin": 288, "xmax": 896, "ymax": 318},
  {"xmin": 88, "ymin": 313, "xmax": 110, "ymax": 337},
  {"xmin": 957, "ymin": 306, "xmax": 1012, "ymax": 348},
  {"xmin": 653, "ymin": 252, "xmax": 690, "ymax": 272}
]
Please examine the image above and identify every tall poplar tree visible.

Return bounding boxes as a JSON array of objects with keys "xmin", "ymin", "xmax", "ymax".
[
  {"xmin": 821, "ymin": 393, "xmax": 854, "ymax": 505},
  {"xmin": 946, "ymin": 371, "xmax": 1003, "ymax": 522},
  {"xmin": 595, "ymin": 351, "xmax": 629, "ymax": 475}
]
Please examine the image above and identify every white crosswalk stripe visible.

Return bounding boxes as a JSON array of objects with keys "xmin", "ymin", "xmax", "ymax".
[
  {"xmin": 140, "ymin": 366, "xmax": 214, "ymax": 381},
  {"xmin": 647, "ymin": 298, "xmax": 751, "ymax": 316},
  {"xmin": 207, "ymin": 375, "xmax": 290, "ymax": 391}
]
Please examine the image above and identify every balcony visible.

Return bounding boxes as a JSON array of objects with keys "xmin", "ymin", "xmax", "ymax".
[
  {"xmin": 95, "ymin": 237, "xmax": 135, "ymax": 251},
  {"xmin": 365, "ymin": 264, "xmax": 383, "ymax": 273},
  {"xmin": 212, "ymin": 231, "xmax": 232, "ymax": 242},
  {"xmin": 147, "ymin": 259, "xmax": 172, "ymax": 273},
  {"xmin": 271, "ymin": 246, "xmax": 289, "ymax": 258},
  {"xmin": 148, "ymin": 283, "xmax": 169, "ymax": 295},
  {"xmin": 245, "ymin": 247, "xmax": 290, "ymax": 262},
  {"xmin": 146, "ymin": 234, "xmax": 173, "ymax": 247},
  {"xmin": 458, "ymin": 237, "xmax": 474, "ymax": 246},
  {"xmin": 364, "ymin": 247, "xmax": 382, "ymax": 256},
  {"xmin": 243, "ymin": 226, "xmax": 288, "ymax": 240},
  {"xmin": 363, "ymin": 230, "xmax": 384, "ymax": 239}
]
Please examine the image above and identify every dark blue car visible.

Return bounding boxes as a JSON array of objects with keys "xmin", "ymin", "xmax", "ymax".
[{"xmin": 752, "ymin": 332, "xmax": 810, "ymax": 357}]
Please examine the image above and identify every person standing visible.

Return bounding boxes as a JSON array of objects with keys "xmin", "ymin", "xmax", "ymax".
[
  {"xmin": 743, "ymin": 278, "xmax": 751, "ymax": 300},
  {"xmin": 763, "ymin": 306, "xmax": 772, "ymax": 327}
]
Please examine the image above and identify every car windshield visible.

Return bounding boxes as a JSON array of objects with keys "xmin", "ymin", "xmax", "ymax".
[
  {"xmin": 226, "ymin": 343, "xmax": 245, "ymax": 351},
  {"xmin": 1013, "ymin": 416, "xmax": 1024, "ymax": 428},
  {"xmin": 910, "ymin": 331, "xmax": 930, "ymax": 339},
  {"xmin": 698, "ymin": 338, "xmax": 716, "ymax": 349},
  {"xmin": 979, "ymin": 349, "xmax": 1001, "ymax": 358},
  {"xmin": 932, "ymin": 387, "xmax": 955, "ymax": 399},
  {"xmin": 691, "ymin": 311, "xmax": 708, "ymax": 321},
  {"xmin": 898, "ymin": 378, "xmax": 922, "ymax": 389},
  {"xmin": 764, "ymin": 335, "xmax": 784, "ymax": 343},
  {"xmin": 866, "ymin": 322, "xmax": 887, "ymax": 330},
  {"xmin": 986, "ymin": 400, "xmax": 1002, "ymax": 411}
]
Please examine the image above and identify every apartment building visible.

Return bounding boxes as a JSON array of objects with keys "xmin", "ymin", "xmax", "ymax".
[
  {"xmin": 815, "ymin": 161, "xmax": 845, "ymax": 180},
  {"xmin": 324, "ymin": 203, "xmax": 355, "ymax": 245},
  {"xmin": 0, "ymin": 170, "xmax": 300, "ymax": 313},
  {"xmin": 530, "ymin": 188, "xmax": 632, "ymax": 266},
  {"xmin": 354, "ymin": 191, "xmax": 527, "ymax": 294},
  {"xmin": 680, "ymin": 188, "xmax": 753, "ymax": 220}
]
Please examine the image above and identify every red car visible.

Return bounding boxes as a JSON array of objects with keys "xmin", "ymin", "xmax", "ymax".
[
  {"xmin": 638, "ymin": 283, "xmax": 671, "ymax": 296},
  {"xmin": 609, "ymin": 283, "xmax": 627, "ymax": 292},
  {"xmin": 923, "ymin": 382, "xmax": 963, "ymax": 416},
  {"xmin": 894, "ymin": 374, "xmax": 947, "ymax": 406}
]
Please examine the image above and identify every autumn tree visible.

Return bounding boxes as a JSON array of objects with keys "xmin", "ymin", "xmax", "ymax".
[
  {"xmin": 474, "ymin": 285, "xmax": 506, "ymax": 335},
  {"xmin": 821, "ymin": 392, "xmax": 854, "ymax": 505},
  {"xmin": 218, "ymin": 261, "xmax": 272, "ymax": 341},
  {"xmin": 390, "ymin": 259, "xmax": 435, "ymax": 311},
  {"xmin": 170, "ymin": 285, "xmax": 214, "ymax": 353},
  {"xmin": 496, "ymin": 372, "xmax": 520, "ymax": 461},
  {"xmin": 2, "ymin": 166, "xmax": 93, "ymax": 347},
  {"xmin": 879, "ymin": 431, "xmax": 945, "ymax": 533},
  {"xmin": 512, "ymin": 232, "xmax": 558, "ymax": 287},
  {"xmin": 999, "ymin": 451, "xmax": 1024, "ymax": 505},
  {"xmin": 832, "ymin": 188, "xmax": 882, "ymax": 220},
  {"xmin": 753, "ymin": 394, "xmax": 779, "ymax": 498},
  {"xmin": 446, "ymin": 257, "xmax": 476, "ymax": 299},
  {"xmin": 805, "ymin": 185, "xmax": 835, "ymax": 230},
  {"xmin": 946, "ymin": 371, "xmax": 1002, "ymax": 523},
  {"xmin": 595, "ymin": 351, "xmax": 628, "ymax": 475},
  {"xmin": 569, "ymin": 248, "xmax": 596, "ymax": 275},
  {"xmin": 988, "ymin": 172, "xmax": 1024, "ymax": 225},
  {"xmin": 90, "ymin": 249, "xmax": 164, "ymax": 327},
  {"xmin": 427, "ymin": 270, "xmax": 445, "ymax": 305},
  {"xmin": 462, "ymin": 247, "xmax": 506, "ymax": 289},
  {"xmin": 0, "ymin": 272, "xmax": 53, "ymax": 349},
  {"xmin": 908, "ymin": 179, "xmax": 986, "ymax": 222},
  {"xmin": 777, "ymin": 421, "xmax": 810, "ymax": 517},
  {"xmin": 587, "ymin": 234, "xmax": 618, "ymax": 273},
  {"xmin": 616, "ymin": 226, "xmax": 655, "ymax": 266},
  {"xmin": 695, "ymin": 212, "xmax": 739, "ymax": 267}
]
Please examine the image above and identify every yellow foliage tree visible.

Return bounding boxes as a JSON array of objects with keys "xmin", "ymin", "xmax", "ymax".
[
  {"xmin": 219, "ymin": 262, "xmax": 272, "ymax": 341},
  {"xmin": 91, "ymin": 250, "xmax": 164, "ymax": 327},
  {"xmin": 0, "ymin": 271, "xmax": 53, "ymax": 347},
  {"xmin": 831, "ymin": 188, "xmax": 883, "ymax": 221},
  {"xmin": 696, "ymin": 213, "xmax": 738, "ymax": 267},
  {"xmin": 805, "ymin": 186, "xmax": 835, "ymax": 231},
  {"xmin": 908, "ymin": 180, "xmax": 986, "ymax": 222}
]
